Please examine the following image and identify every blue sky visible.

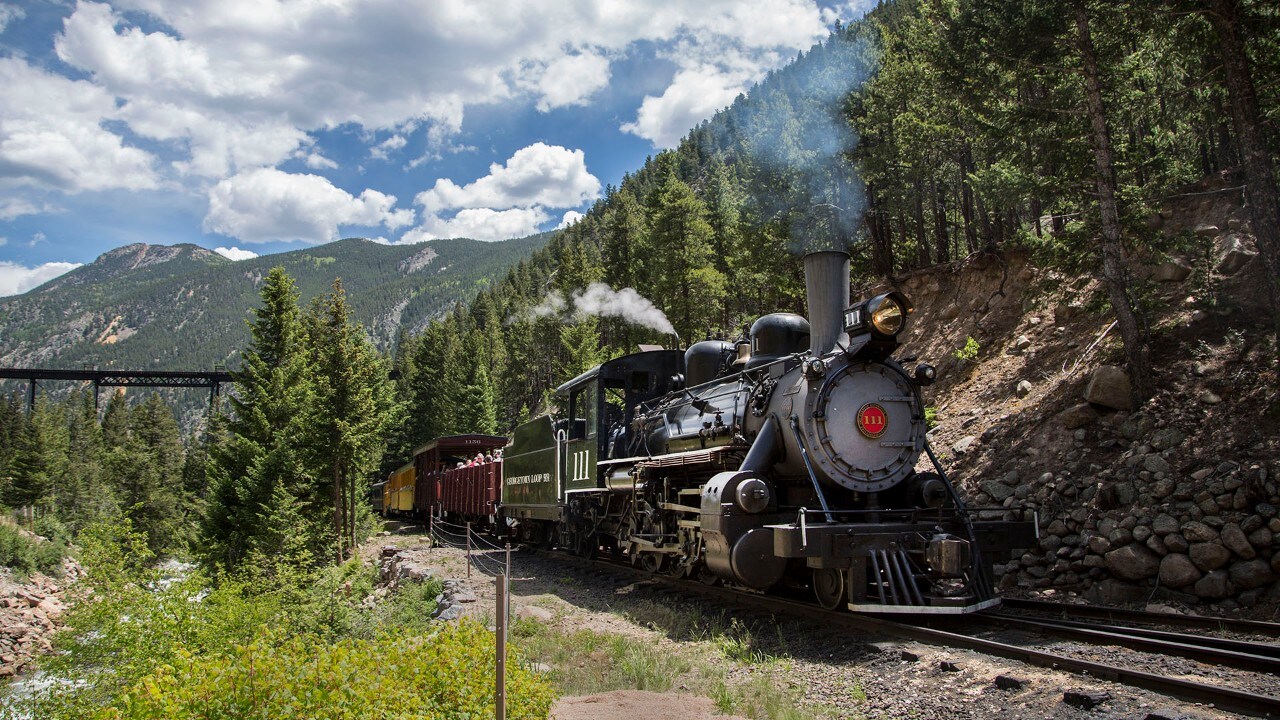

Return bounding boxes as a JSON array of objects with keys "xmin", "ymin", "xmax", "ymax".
[{"xmin": 0, "ymin": 0, "xmax": 871, "ymax": 295}]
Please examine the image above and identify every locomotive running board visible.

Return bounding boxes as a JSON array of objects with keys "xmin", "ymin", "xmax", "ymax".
[{"xmin": 849, "ymin": 598, "xmax": 1000, "ymax": 615}]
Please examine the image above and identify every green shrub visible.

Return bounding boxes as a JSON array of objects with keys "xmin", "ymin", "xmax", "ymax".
[
  {"xmin": 953, "ymin": 336, "xmax": 980, "ymax": 362},
  {"xmin": 0, "ymin": 519, "xmax": 64, "ymax": 578},
  {"xmin": 95, "ymin": 619, "xmax": 555, "ymax": 720}
]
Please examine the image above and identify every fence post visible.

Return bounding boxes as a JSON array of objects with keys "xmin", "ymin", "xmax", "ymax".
[
  {"xmin": 496, "ymin": 571, "xmax": 507, "ymax": 720},
  {"xmin": 466, "ymin": 521, "xmax": 472, "ymax": 580}
]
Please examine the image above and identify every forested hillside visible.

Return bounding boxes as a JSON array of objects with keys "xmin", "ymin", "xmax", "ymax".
[
  {"xmin": 0, "ymin": 233, "xmax": 548, "ymax": 371},
  {"xmin": 387, "ymin": 0, "xmax": 1280, "ymax": 473}
]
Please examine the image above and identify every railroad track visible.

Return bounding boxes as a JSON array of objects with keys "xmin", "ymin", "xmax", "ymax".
[
  {"xmin": 497, "ymin": 544, "xmax": 1280, "ymax": 718},
  {"xmin": 1000, "ymin": 597, "xmax": 1280, "ymax": 637}
]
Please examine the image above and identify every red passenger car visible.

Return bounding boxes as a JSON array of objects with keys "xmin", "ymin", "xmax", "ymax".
[{"xmin": 412, "ymin": 434, "xmax": 507, "ymax": 522}]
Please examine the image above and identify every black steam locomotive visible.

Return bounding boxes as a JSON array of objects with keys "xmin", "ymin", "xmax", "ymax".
[{"xmin": 497, "ymin": 250, "xmax": 1036, "ymax": 613}]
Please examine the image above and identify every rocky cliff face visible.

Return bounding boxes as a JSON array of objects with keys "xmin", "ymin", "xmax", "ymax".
[{"xmin": 891, "ymin": 170, "xmax": 1277, "ymax": 614}]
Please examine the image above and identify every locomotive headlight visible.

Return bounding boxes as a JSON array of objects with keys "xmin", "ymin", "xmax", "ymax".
[
  {"xmin": 868, "ymin": 295, "xmax": 906, "ymax": 335},
  {"xmin": 845, "ymin": 292, "xmax": 914, "ymax": 339}
]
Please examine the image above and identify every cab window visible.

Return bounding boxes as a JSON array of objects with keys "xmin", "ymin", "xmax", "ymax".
[{"xmin": 568, "ymin": 381, "xmax": 598, "ymax": 440}]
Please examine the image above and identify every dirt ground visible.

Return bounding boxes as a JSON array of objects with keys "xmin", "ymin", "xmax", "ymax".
[{"xmin": 551, "ymin": 690, "xmax": 749, "ymax": 720}]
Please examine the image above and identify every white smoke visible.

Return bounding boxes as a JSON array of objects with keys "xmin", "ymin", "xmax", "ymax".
[{"xmin": 528, "ymin": 282, "xmax": 675, "ymax": 334}]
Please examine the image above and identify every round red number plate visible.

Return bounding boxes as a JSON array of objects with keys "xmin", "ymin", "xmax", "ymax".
[{"xmin": 856, "ymin": 403, "xmax": 888, "ymax": 439}]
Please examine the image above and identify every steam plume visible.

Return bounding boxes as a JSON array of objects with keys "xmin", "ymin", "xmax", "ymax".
[{"xmin": 528, "ymin": 282, "xmax": 675, "ymax": 334}]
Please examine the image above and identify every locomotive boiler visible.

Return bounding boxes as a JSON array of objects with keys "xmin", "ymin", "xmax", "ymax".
[{"xmin": 499, "ymin": 250, "xmax": 1035, "ymax": 613}]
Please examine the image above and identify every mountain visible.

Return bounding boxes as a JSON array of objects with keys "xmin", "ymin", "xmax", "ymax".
[{"xmin": 0, "ymin": 234, "xmax": 548, "ymax": 372}]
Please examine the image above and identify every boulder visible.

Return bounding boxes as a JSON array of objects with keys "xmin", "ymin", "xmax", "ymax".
[
  {"xmin": 1192, "ymin": 570, "xmax": 1231, "ymax": 600},
  {"xmin": 516, "ymin": 605, "xmax": 555, "ymax": 623},
  {"xmin": 1164, "ymin": 534, "xmax": 1189, "ymax": 553},
  {"xmin": 1084, "ymin": 366, "xmax": 1131, "ymax": 410},
  {"xmin": 1220, "ymin": 523, "xmax": 1256, "ymax": 559},
  {"xmin": 952, "ymin": 436, "xmax": 977, "ymax": 454},
  {"xmin": 1016, "ymin": 380, "xmax": 1033, "ymax": 397},
  {"xmin": 982, "ymin": 480, "xmax": 1015, "ymax": 503},
  {"xmin": 1143, "ymin": 455, "xmax": 1173, "ymax": 475},
  {"xmin": 1151, "ymin": 514, "xmax": 1179, "ymax": 536},
  {"xmin": 1158, "ymin": 554, "xmax": 1201, "ymax": 587},
  {"xmin": 1193, "ymin": 223, "xmax": 1220, "ymax": 237},
  {"xmin": 1150, "ymin": 428, "xmax": 1186, "ymax": 451},
  {"xmin": 1105, "ymin": 543, "xmax": 1160, "ymax": 581},
  {"xmin": 1216, "ymin": 234, "xmax": 1257, "ymax": 275},
  {"xmin": 1060, "ymin": 403, "xmax": 1099, "ymax": 429},
  {"xmin": 1228, "ymin": 559, "xmax": 1274, "ymax": 591},
  {"xmin": 1181, "ymin": 521, "xmax": 1217, "ymax": 543},
  {"xmin": 1152, "ymin": 258, "xmax": 1193, "ymax": 283},
  {"xmin": 1247, "ymin": 527, "xmax": 1273, "ymax": 548}
]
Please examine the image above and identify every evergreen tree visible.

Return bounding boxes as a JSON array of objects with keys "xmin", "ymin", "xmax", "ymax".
[
  {"xmin": 303, "ymin": 279, "xmax": 396, "ymax": 560},
  {"xmin": 647, "ymin": 173, "xmax": 727, "ymax": 340},
  {"xmin": 203, "ymin": 267, "xmax": 315, "ymax": 569}
]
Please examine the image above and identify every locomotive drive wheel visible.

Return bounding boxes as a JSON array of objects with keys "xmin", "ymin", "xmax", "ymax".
[
  {"xmin": 638, "ymin": 552, "xmax": 666, "ymax": 573},
  {"xmin": 812, "ymin": 568, "xmax": 847, "ymax": 611},
  {"xmin": 575, "ymin": 531, "xmax": 599, "ymax": 560}
]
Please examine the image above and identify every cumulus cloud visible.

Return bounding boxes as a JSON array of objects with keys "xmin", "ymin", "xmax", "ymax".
[
  {"xmin": 0, "ymin": 261, "xmax": 82, "ymax": 297},
  {"xmin": 303, "ymin": 152, "xmax": 337, "ymax": 170},
  {"xmin": 0, "ymin": 57, "xmax": 157, "ymax": 193},
  {"xmin": 39, "ymin": 0, "xmax": 848, "ymax": 187},
  {"xmin": 406, "ymin": 143, "xmax": 598, "ymax": 242},
  {"xmin": 523, "ymin": 51, "xmax": 612, "ymax": 112},
  {"xmin": 558, "ymin": 210, "xmax": 584, "ymax": 228},
  {"xmin": 622, "ymin": 65, "xmax": 753, "ymax": 149},
  {"xmin": 416, "ymin": 143, "xmax": 600, "ymax": 213},
  {"xmin": 402, "ymin": 207, "xmax": 549, "ymax": 243},
  {"xmin": 213, "ymin": 245, "xmax": 258, "ymax": 261},
  {"xmin": 204, "ymin": 167, "xmax": 415, "ymax": 244}
]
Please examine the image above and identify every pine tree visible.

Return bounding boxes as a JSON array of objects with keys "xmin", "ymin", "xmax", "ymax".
[
  {"xmin": 203, "ymin": 267, "xmax": 315, "ymax": 569},
  {"xmin": 648, "ymin": 173, "xmax": 727, "ymax": 340},
  {"xmin": 303, "ymin": 279, "xmax": 396, "ymax": 561}
]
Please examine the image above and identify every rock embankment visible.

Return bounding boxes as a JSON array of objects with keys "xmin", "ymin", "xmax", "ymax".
[
  {"xmin": 0, "ymin": 563, "xmax": 80, "ymax": 678},
  {"xmin": 377, "ymin": 544, "xmax": 478, "ymax": 621}
]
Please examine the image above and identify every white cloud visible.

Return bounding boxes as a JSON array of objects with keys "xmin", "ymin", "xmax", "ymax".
[
  {"xmin": 204, "ymin": 167, "xmax": 415, "ymax": 244},
  {"xmin": 0, "ymin": 57, "xmax": 157, "ymax": 193},
  {"xmin": 0, "ymin": 261, "xmax": 82, "ymax": 297},
  {"xmin": 416, "ymin": 143, "xmax": 599, "ymax": 212},
  {"xmin": 370, "ymin": 134, "xmax": 408, "ymax": 161},
  {"xmin": 303, "ymin": 152, "xmax": 337, "ymax": 170},
  {"xmin": 524, "ymin": 51, "xmax": 612, "ymax": 112},
  {"xmin": 403, "ymin": 207, "xmax": 549, "ymax": 243},
  {"xmin": 0, "ymin": 198, "xmax": 54, "ymax": 221},
  {"xmin": 41, "ymin": 0, "xmax": 845, "ymax": 185},
  {"xmin": 622, "ymin": 65, "xmax": 752, "ymax": 149},
  {"xmin": 558, "ymin": 210, "xmax": 584, "ymax": 228},
  {"xmin": 0, "ymin": 4, "xmax": 25, "ymax": 33},
  {"xmin": 213, "ymin": 245, "xmax": 258, "ymax": 261}
]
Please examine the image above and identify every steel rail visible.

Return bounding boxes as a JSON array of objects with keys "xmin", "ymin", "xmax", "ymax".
[
  {"xmin": 526, "ymin": 547, "xmax": 1280, "ymax": 718},
  {"xmin": 988, "ymin": 613, "xmax": 1280, "ymax": 659},
  {"xmin": 973, "ymin": 613, "xmax": 1280, "ymax": 673},
  {"xmin": 1002, "ymin": 598, "xmax": 1280, "ymax": 637}
]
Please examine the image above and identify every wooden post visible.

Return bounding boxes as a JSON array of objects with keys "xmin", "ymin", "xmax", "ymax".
[
  {"xmin": 496, "ymin": 572, "xmax": 507, "ymax": 720},
  {"xmin": 466, "ymin": 521, "xmax": 472, "ymax": 580}
]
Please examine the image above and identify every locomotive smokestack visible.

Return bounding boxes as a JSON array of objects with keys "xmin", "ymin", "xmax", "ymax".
[{"xmin": 804, "ymin": 250, "xmax": 850, "ymax": 356}]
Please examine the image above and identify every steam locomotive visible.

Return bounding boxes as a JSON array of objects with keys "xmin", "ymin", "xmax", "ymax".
[{"xmin": 394, "ymin": 251, "xmax": 1036, "ymax": 613}]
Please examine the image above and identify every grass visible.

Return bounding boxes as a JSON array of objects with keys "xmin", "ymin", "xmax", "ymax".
[{"xmin": 511, "ymin": 604, "xmax": 851, "ymax": 720}]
